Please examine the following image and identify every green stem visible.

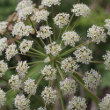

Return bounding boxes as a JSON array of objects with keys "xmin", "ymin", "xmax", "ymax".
[
  {"xmin": 40, "ymin": 38, "xmax": 46, "ymax": 46},
  {"xmin": 59, "ymin": 40, "xmax": 92, "ymax": 57},
  {"xmin": 28, "ymin": 61, "xmax": 43, "ymax": 65},
  {"xmin": 56, "ymin": 63, "xmax": 64, "ymax": 80}
]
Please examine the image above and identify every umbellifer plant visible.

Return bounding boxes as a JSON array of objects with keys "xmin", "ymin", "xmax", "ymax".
[{"xmin": 0, "ymin": 0, "xmax": 110, "ymax": 110}]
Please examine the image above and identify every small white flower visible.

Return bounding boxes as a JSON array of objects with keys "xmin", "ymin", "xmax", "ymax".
[
  {"xmin": 62, "ymin": 31, "xmax": 80, "ymax": 47},
  {"xmin": 60, "ymin": 78, "xmax": 77, "ymax": 95},
  {"xmin": 33, "ymin": 10, "xmax": 49, "ymax": 23},
  {"xmin": 6, "ymin": 44, "xmax": 18, "ymax": 61},
  {"xmin": 16, "ymin": 0, "xmax": 33, "ymax": 11},
  {"xmin": 99, "ymin": 94, "xmax": 110, "ymax": 110},
  {"xmin": 9, "ymin": 75, "xmax": 22, "ymax": 90},
  {"xmin": 18, "ymin": 6, "xmax": 34, "ymax": 20},
  {"xmin": 44, "ymin": 56, "xmax": 50, "ymax": 63},
  {"xmin": 41, "ymin": 87, "xmax": 57, "ymax": 104},
  {"xmin": 14, "ymin": 94, "xmax": 30, "ymax": 110},
  {"xmin": 67, "ymin": 96, "xmax": 87, "ymax": 110},
  {"xmin": 44, "ymin": 42, "xmax": 62, "ymax": 56},
  {"xmin": 0, "ymin": 60, "xmax": 8, "ymax": 77},
  {"xmin": 41, "ymin": 0, "xmax": 61, "ymax": 7},
  {"xmin": 0, "ymin": 37, "xmax": 7, "ymax": 55},
  {"xmin": 19, "ymin": 39, "xmax": 33, "ymax": 54},
  {"xmin": 83, "ymin": 69, "xmax": 101, "ymax": 90},
  {"xmin": 0, "ymin": 88, "xmax": 6, "ymax": 108},
  {"xmin": 16, "ymin": 61, "xmax": 29, "ymax": 79},
  {"xmin": 87, "ymin": 25, "xmax": 107, "ymax": 44},
  {"xmin": 61, "ymin": 57, "xmax": 79, "ymax": 73},
  {"xmin": 0, "ymin": 22, "xmax": 8, "ymax": 34},
  {"xmin": 103, "ymin": 51, "xmax": 110, "ymax": 70},
  {"xmin": 37, "ymin": 107, "xmax": 46, "ymax": 110},
  {"xmin": 24, "ymin": 78, "xmax": 37, "ymax": 95},
  {"xmin": 104, "ymin": 19, "xmax": 110, "ymax": 35},
  {"xmin": 37, "ymin": 26, "xmax": 53, "ymax": 39},
  {"xmin": 72, "ymin": 3, "xmax": 91, "ymax": 17},
  {"xmin": 54, "ymin": 13, "xmax": 70, "ymax": 28},
  {"xmin": 12, "ymin": 22, "xmax": 34, "ymax": 38},
  {"xmin": 41, "ymin": 65, "xmax": 57, "ymax": 80},
  {"xmin": 74, "ymin": 46, "xmax": 93, "ymax": 64}
]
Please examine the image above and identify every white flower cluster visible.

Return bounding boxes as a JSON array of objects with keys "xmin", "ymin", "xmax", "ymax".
[
  {"xmin": 37, "ymin": 26, "xmax": 53, "ymax": 39},
  {"xmin": 18, "ymin": 6, "xmax": 34, "ymax": 20},
  {"xmin": 0, "ymin": 37, "xmax": 7, "ymax": 55},
  {"xmin": 16, "ymin": 0, "xmax": 33, "ymax": 11},
  {"xmin": 87, "ymin": 25, "xmax": 106, "ymax": 44},
  {"xmin": 54, "ymin": 13, "xmax": 70, "ymax": 28},
  {"xmin": 103, "ymin": 51, "xmax": 110, "ymax": 70},
  {"xmin": 41, "ymin": 65, "xmax": 57, "ymax": 80},
  {"xmin": 41, "ymin": 0, "xmax": 61, "ymax": 7},
  {"xmin": 33, "ymin": 10, "xmax": 49, "ymax": 23},
  {"xmin": 16, "ymin": 61, "xmax": 29, "ymax": 79},
  {"xmin": 9, "ymin": 75, "xmax": 22, "ymax": 90},
  {"xmin": 61, "ymin": 57, "xmax": 79, "ymax": 73},
  {"xmin": 6, "ymin": 44, "xmax": 18, "ymax": 61},
  {"xmin": 62, "ymin": 31, "xmax": 80, "ymax": 47},
  {"xmin": 104, "ymin": 19, "xmax": 110, "ymax": 35},
  {"xmin": 19, "ymin": 39, "xmax": 33, "ymax": 54},
  {"xmin": 41, "ymin": 87, "xmax": 57, "ymax": 104},
  {"xmin": 72, "ymin": 3, "xmax": 91, "ymax": 17},
  {"xmin": 45, "ymin": 42, "xmax": 62, "ymax": 56},
  {"xmin": 24, "ymin": 78, "xmax": 37, "ymax": 95},
  {"xmin": 37, "ymin": 107, "xmax": 46, "ymax": 110},
  {"xmin": 0, "ymin": 22, "xmax": 8, "ymax": 34},
  {"xmin": 14, "ymin": 94, "xmax": 30, "ymax": 110},
  {"xmin": 99, "ymin": 94, "xmax": 110, "ymax": 110},
  {"xmin": 67, "ymin": 96, "xmax": 87, "ymax": 110},
  {"xmin": 44, "ymin": 56, "xmax": 50, "ymax": 63},
  {"xmin": 0, "ymin": 88, "xmax": 6, "ymax": 108},
  {"xmin": 83, "ymin": 69, "xmax": 101, "ymax": 90},
  {"xmin": 74, "ymin": 46, "xmax": 93, "ymax": 64},
  {"xmin": 12, "ymin": 22, "xmax": 34, "ymax": 38},
  {"xmin": 60, "ymin": 78, "xmax": 76, "ymax": 95},
  {"xmin": 0, "ymin": 60, "xmax": 8, "ymax": 77}
]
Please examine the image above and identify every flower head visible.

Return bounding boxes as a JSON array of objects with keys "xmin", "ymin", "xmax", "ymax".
[
  {"xmin": 37, "ymin": 107, "xmax": 46, "ymax": 110},
  {"xmin": 60, "ymin": 78, "xmax": 77, "ymax": 95},
  {"xmin": 33, "ymin": 10, "xmax": 49, "ymax": 23},
  {"xmin": 103, "ymin": 51, "xmax": 110, "ymax": 70},
  {"xmin": 74, "ymin": 46, "xmax": 93, "ymax": 64},
  {"xmin": 0, "ymin": 22, "xmax": 8, "ymax": 34},
  {"xmin": 19, "ymin": 39, "xmax": 33, "ymax": 54},
  {"xmin": 14, "ymin": 94, "xmax": 30, "ymax": 110},
  {"xmin": 16, "ymin": 61, "xmax": 29, "ymax": 79},
  {"xmin": 0, "ymin": 37, "xmax": 7, "ymax": 55},
  {"xmin": 61, "ymin": 57, "xmax": 79, "ymax": 73},
  {"xmin": 45, "ymin": 42, "xmax": 62, "ymax": 56},
  {"xmin": 0, "ymin": 88, "xmax": 6, "ymax": 108},
  {"xmin": 87, "ymin": 25, "xmax": 106, "ymax": 44},
  {"xmin": 41, "ymin": 0, "xmax": 61, "ymax": 7},
  {"xmin": 6, "ymin": 44, "xmax": 18, "ymax": 61},
  {"xmin": 44, "ymin": 56, "xmax": 50, "ymax": 63},
  {"xmin": 67, "ymin": 96, "xmax": 87, "ymax": 110},
  {"xmin": 12, "ymin": 22, "xmax": 34, "ymax": 38},
  {"xmin": 83, "ymin": 69, "xmax": 101, "ymax": 90},
  {"xmin": 41, "ymin": 65, "xmax": 57, "ymax": 80},
  {"xmin": 0, "ymin": 60, "xmax": 8, "ymax": 77},
  {"xmin": 104, "ymin": 19, "xmax": 110, "ymax": 35},
  {"xmin": 54, "ymin": 13, "xmax": 70, "ymax": 28},
  {"xmin": 72, "ymin": 3, "xmax": 91, "ymax": 17},
  {"xmin": 24, "ymin": 78, "xmax": 37, "ymax": 95},
  {"xmin": 41, "ymin": 87, "xmax": 57, "ymax": 104},
  {"xmin": 9, "ymin": 75, "xmax": 22, "ymax": 90},
  {"xmin": 37, "ymin": 26, "xmax": 53, "ymax": 39},
  {"xmin": 62, "ymin": 31, "xmax": 80, "ymax": 47},
  {"xmin": 99, "ymin": 94, "xmax": 110, "ymax": 110}
]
